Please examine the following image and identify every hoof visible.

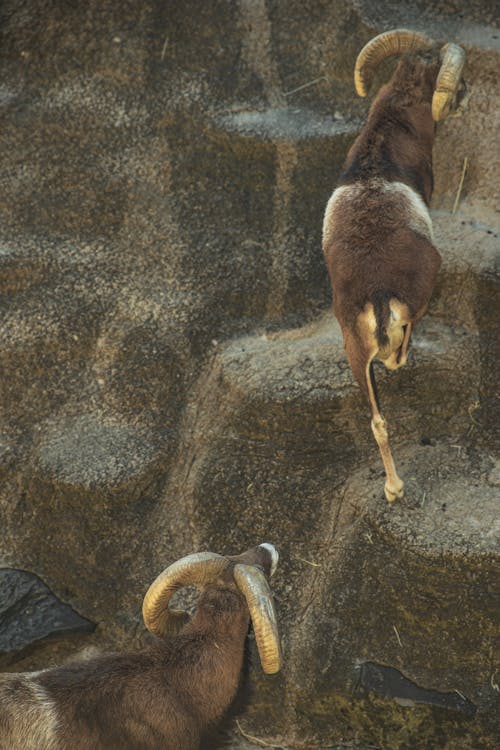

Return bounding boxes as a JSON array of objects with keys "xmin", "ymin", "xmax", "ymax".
[{"xmin": 384, "ymin": 481, "xmax": 404, "ymax": 503}]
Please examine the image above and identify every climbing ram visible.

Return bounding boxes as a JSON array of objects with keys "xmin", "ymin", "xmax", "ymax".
[{"xmin": 323, "ymin": 29, "xmax": 467, "ymax": 501}]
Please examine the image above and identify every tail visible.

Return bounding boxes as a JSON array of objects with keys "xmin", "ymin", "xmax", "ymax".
[{"xmin": 371, "ymin": 290, "xmax": 395, "ymax": 348}]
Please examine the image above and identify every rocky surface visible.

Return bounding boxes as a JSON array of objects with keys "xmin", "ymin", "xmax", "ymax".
[
  {"xmin": 0, "ymin": 568, "xmax": 95, "ymax": 664},
  {"xmin": 0, "ymin": 1, "xmax": 498, "ymax": 748}
]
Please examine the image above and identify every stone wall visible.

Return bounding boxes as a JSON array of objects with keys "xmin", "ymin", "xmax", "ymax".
[{"xmin": 0, "ymin": 1, "xmax": 498, "ymax": 748}]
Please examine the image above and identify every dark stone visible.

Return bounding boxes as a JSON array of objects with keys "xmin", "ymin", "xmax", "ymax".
[
  {"xmin": 0, "ymin": 569, "xmax": 95, "ymax": 660},
  {"xmin": 357, "ymin": 662, "xmax": 477, "ymax": 717}
]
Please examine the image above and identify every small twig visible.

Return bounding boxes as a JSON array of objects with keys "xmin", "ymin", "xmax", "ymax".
[
  {"xmin": 454, "ymin": 688, "xmax": 467, "ymax": 701},
  {"xmin": 284, "ymin": 76, "xmax": 327, "ymax": 96},
  {"xmin": 236, "ymin": 720, "xmax": 282, "ymax": 748},
  {"xmin": 491, "ymin": 674, "xmax": 499, "ymax": 692},
  {"xmin": 293, "ymin": 555, "xmax": 321, "ymax": 568},
  {"xmin": 421, "ymin": 491, "xmax": 427, "ymax": 508},
  {"xmin": 393, "ymin": 625, "xmax": 403, "ymax": 648},
  {"xmin": 452, "ymin": 156, "xmax": 468, "ymax": 214},
  {"xmin": 242, "ymin": 239, "xmax": 266, "ymax": 249},
  {"xmin": 468, "ymin": 400, "xmax": 481, "ymax": 426},
  {"xmin": 160, "ymin": 36, "xmax": 169, "ymax": 61}
]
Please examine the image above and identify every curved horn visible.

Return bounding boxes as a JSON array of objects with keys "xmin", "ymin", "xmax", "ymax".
[
  {"xmin": 142, "ymin": 552, "xmax": 227, "ymax": 638},
  {"xmin": 432, "ymin": 43, "xmax": 466, "ymax": 121},
  {"xmin": 355, "ymin": 29, "xmax": 433, "ymax": 97},
  {"xmin": 233, "ymin": 563, "xmax": 283, "ymax": 674}
]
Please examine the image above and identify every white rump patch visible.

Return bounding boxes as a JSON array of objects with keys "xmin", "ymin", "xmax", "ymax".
[
  {"xmin": 322, "ymin": 185, "xmax": 355, "ymax": 243},
  {"xmin": 322, "ymin": 180, "xmax": 433, "ymax": 244},
  {"xmin": 382, "ymin": 181, "xmax": 433, "ymax": 240}
]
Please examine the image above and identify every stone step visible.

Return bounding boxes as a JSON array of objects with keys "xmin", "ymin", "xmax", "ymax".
[
  {"xmin": 33, "ymin": 414, "xmax": 161, "ymax": 492},
  {"xmin": 430, "ymin": 206, "xmax": 498, "ymax": 328},
  {"xmin": 0, "ymin": 413, "xmax": 172, "ymax": 645},
  {"xmin": 163, "ymin": 317, "xmax": 498, "ymax": 748},
  {"xmin": 215, "ymin": 311, "xmax": 482, "ymax": 446},
  {"xmin": 0, "ymin": 280, "xmax": 98, "ymax": 426},
  {"xmin": 355, "ymin": 0, "xmax": 500, "ymax": 51},
  {"xmin": 215, "ymin": 106, "xmax": 359, "ymax": 142},
  {"xmin": 278, "ymin": 441, "xmax": 499, "ymax": 747},
  {"xmin": 1, "ymin": 200, "xmax": 493, "ymax": 474}
]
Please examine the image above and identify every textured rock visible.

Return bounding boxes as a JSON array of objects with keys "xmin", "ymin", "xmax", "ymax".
[
  {"xmin": 0, "ymin": 569, "xmax": 95, "ymax": 663},
  {"xmin": 164, "ymin": 317, "xmax": 498, "ymax": 748},
  {"xmin": 35, "ymin": 415, "xmax": 161, "ymax": 489},
  {"xmin": 0, "ymin": 1, "xmax": 498, "ymax": 748}
]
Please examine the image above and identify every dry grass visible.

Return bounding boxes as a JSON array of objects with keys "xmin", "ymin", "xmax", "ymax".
[
  {"xmin": 236, "ymin": 720, "xmax": 286, "ymax": 748},
  {"xmin": 452, "ymin": 157, "xmax": 468, "ymax": 214}
]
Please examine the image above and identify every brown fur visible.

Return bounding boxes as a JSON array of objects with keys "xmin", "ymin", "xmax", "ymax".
[
  {"xmin": 0, "ymin": 675, "xmax": 59, "ymax": 750},
  {"xmin": 340, "ymin": 56, "xmax": 439, "ymax": 201},
  {"xmin": 322, "ymin": 51, "xmax": 461, "ymax": 500},
  {"xmin": 0, "ymin": 547, "xmax": 275, "ymax": 750},
  {"xmin": 325, "ymin": 193, "xmax": 440, "ymax": 346}
]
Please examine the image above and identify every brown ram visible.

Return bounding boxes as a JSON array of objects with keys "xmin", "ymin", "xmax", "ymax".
[
  {"xmin": 323, "ymin": 29, "xmax": 466, "ymax": 501},
  {"xmin": 0, "ymin": 543, "xmax": 282, "ymax": 749}
]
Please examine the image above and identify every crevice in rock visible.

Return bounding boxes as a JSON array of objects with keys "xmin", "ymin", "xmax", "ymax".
[
  {"xmin": 0, "ymin": 568, "xmax": 95, "ymax": 664},
  {"xmin": 356, "ymin": 661, "xmax": 477, "ymax": 716}
]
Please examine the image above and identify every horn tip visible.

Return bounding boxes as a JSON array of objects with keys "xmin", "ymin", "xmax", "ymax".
[
  {"xmin": 259, "ymin": 543, "xmax": 279, "ymax": 576},
  {"xmin": 263, "ymin": 663, "xmax": 282, "ymax": 675},
  {"xmin": 261, "ymin": 649, "xmax": 284, "ymax": 674},
  {"xmin": 432, "ymin": 91, "xmax": 451, "ymax": 121},
  {"xmin": 354, "ymin": 72, "xmax": 368, "ymax": 97}
]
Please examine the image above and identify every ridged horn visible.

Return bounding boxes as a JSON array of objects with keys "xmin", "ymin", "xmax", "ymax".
[
  {"xmin": 432, "ymin": 43, "xmax": 466, "ymax": 121},
  {"xmin": 355, "ymin": 29, "xmax": 433, "ymax": 97},
  {"xmin": 142, "ymin": 552, "xmax": 228, "ymax": 638},
  {"xmin": 233, "ymin": 563, "xmax": 283, "ymax": 674}
]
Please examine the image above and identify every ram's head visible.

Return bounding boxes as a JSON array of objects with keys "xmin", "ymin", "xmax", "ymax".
[
  {"xmin": 142, "ymin": 543, "xmax": 282, "ymax": 674},
  {"xmin": 354, "ymin": 28, "xmax": 467, "ymax": 121}
]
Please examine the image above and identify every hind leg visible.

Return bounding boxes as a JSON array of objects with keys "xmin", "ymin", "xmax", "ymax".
[
  {"xmin": 371, "ymin": 412, "xmax": 404, "ymax": 501},
  {"xmin": 344, "ymin": 324, "xmax": 404, "ymax": 502}
]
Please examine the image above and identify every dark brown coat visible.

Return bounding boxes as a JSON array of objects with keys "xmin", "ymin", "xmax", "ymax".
[
  {"xmin": 322, "ymin": 54, "xmax": 446, "ymax": 501},
  {"xmin": 0, "ymin": 546, "xmax": 277, "ymax": 750}
]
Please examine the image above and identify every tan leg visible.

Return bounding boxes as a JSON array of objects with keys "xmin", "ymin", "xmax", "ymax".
[
  {"xmin": 343, "ymin": 319, "xmax": 404, "ymax": 502},
  {"xmin": 371, "ymin": 414, "xmax": 404, "ymax": 502},
  {"xmin": 384, "ymin": 321, "xmax": 412, "ymax": 370},
  {"xmin": 365, "ymin": 360, "xmax": 404, "ymax": 502}
]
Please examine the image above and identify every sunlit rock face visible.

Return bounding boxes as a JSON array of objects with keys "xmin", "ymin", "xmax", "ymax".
[{"xmin": 0, "ymin": 1, "xmax": 498, "ymax": 748}]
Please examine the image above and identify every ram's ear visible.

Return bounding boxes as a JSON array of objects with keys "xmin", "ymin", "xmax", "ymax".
[{"xmin": 155, "ymin": 610, "xmax": 191, "ymax": 638}]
